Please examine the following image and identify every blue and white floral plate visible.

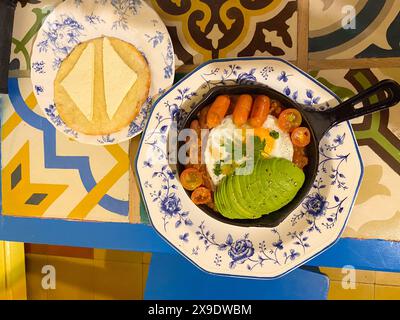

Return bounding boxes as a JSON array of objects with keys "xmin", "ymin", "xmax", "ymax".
[
  {"xmin": 31, "ymin": 0, "xmax": 174, "ymax": 145},
  {"xmin": 136, "ymin": 57, "xmax": 364, "ymax": 278}
]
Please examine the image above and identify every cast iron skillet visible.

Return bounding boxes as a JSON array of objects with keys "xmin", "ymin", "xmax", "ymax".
[{"xmin": 176, "ymin": 79, "xmax": 400, "ymax": 228}]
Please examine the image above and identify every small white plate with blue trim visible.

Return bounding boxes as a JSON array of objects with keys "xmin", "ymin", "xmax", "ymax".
[
  {"xmin": 135, "ymin": 57, "xmax": 364, "ymax": 279},
  {"xmin": 31, "ymin": 0, "xmax": 175, "ymax": 145}
]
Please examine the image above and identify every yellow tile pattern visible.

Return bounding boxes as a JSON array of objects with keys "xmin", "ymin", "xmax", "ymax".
[
  {"xmin": 375, "ymin": 271, "xmax": 400, "ymax": 286},
  {"xmin": 0, "ymin": 242, "xmax": 27, "ymax": 300},
  {"xmin": 375, "ymin": 285, "xmax": 400, "ymax": 300},
  {"xmin": 93, "ymin": 249, "xmax": 142, "ymax": 263},
  {"xmin": 47, "ymin": 256, "xmax": 95, "ymax": 300},
  {"xmin": 25, "ymin": 254, "xmax": 49, "ymax": 300},
  {"xmin": 321, "ymin": 267, "xmax": 400, "ymax": 300},
  {"xmin": 320, "ymin": 267, "xmax": 376, "ymax": 283},
  {"xmin": 25, "ymin": 250, "xmax": 151, "ymax": 300},
  {"xmin": 328, "ymin": 281, "xmax": 375, "ymax": 300},
  {"xmin": 24, "ymin": 248, "xmax": 400, "ymax": 300},
  {"xmin": 93, "ymin": 260, "xmax": 142, "ymax": 300}
]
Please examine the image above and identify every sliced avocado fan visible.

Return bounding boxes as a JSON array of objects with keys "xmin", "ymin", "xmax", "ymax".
[{"xmin": 214, "ymin": 157, "xmax": 305, "ymax": 220}]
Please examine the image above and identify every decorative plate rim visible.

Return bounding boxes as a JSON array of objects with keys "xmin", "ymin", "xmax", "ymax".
[
  {"xmin": 135, "ymin": 56, "xmax": 364, "ymax": 279},
  {"xmin": 31, "ymin": 0, "xmax": 175, "ymax": 145}
]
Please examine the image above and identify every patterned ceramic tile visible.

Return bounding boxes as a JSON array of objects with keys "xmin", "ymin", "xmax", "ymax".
[
  {"xmin": 1, "ymin": 78, "xmax": 130, "ymax": 222},
  {"xmin": 11, "ymin": 0, "xmax": 60, "ymax": 72},
  {"xmin": 147, "ymin": 0, "xmax": 297, "ymax": 65},
  {"xmin": 309, "ymin": 0, "xmax": 400, "ymax": 60},
  {"xmin": 308, "ymin": 68, "xmax": 400, "ymax": 240},
  {"xmin": 11, "ymin": 0, "xmax": 298, "ymax": 72}
]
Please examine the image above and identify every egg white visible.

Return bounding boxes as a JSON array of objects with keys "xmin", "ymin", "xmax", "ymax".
[
  {"xmin": 262, "ymin": 115, "xmax": 293, "ymax": 161},
  {"xmin": 204, "ymin": 115, "xmax": 294, "ymax": 186}
]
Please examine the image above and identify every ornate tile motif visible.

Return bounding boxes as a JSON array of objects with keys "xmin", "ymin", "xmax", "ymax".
[
  {"xmin": 1, "ymin": 78, "xmax": 130, "ymax": 222},
  {"xmin": 148, "ymin": 0, "xmax": 297, "ymax": 64},
  {"xmin": 309, "ymin": 0, "xmax": 400, "ymax": 59},
  {"xmin": 309, "ymin": 67, "xmax": 400, "ymax": 240}
]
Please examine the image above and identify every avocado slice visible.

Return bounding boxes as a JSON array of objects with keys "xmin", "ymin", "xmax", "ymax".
[
  {"xmin": 214, "ymin": 157, "xmax": 305, "ymax": 220},
  {"xmin": 215, "ymin": 176, "xmax": 240, "ymax": 219},
  {"xmin": 215, "ymin": 177, "xmax": 231, "ymax": 216},
  {"xmin": 232, "ymin": 174, "xmax": 260, "ymax": 218},
  {"xmin": 223, "ymin": 175, "xmax": 249, "ymax": 219}
]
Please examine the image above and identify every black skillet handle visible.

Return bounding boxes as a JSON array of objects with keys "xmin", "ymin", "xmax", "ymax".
[
  {"xmin": 329, "ymin": 79, "xmax": 400, "ymax": 126},
  {"xmin": 0, "ymin": 0, "xmax": 18, "ymax": 94}
]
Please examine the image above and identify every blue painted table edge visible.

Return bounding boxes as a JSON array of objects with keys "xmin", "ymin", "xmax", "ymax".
[{"xmin": 0, "ymin": 214, "xmax": 398, "ymax": 273}]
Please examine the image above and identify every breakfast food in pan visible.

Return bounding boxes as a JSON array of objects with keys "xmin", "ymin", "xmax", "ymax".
[
  {"xmin": 54, "ymin": 36, "xmax": 150, "ymax": 135},
  {"xmin": 180, "ymin": 94, "xmax": 311, "ymax": 219}
]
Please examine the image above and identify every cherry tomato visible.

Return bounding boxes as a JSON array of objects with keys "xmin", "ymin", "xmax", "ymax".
[
  {"xmin": 278, "ymin": 108, "xmax": 302, "ymax": 132},
  {"xmin": 293, "ymin": 146, "xmax": 308, "ymax": 169},
  {"xmin": 191, "ymin": 187, "xmax": 212, "ymax": 205},
  {"xmin": 291, "ymin": 127, "xmax": 311, "ymax": 147},
  {"xmin": 180, "ymin": 168, "xmax": 203, "ymax": 191}
]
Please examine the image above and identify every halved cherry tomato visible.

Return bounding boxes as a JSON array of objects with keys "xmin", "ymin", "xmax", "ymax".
[
  {"xmin": 191, "ymin": 187, "xmax": 212, "ymax": 205},
  {"xmin": 293, "ymin": 146, "xmax": 308, "ymax": 169},
  {"xmin": 291, "ymin": 127, "xmax": 311, "ymax": 147},
  {"xmin": 278, "ymin": 108, "xmax": 302, "ymax": 132},
  {"xmin": 180, "ymin": 168, "xmax": 203, "ymax": 191}
]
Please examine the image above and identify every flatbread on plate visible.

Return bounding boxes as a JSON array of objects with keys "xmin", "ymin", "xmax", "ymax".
[{"xmin": 54, "ymin": 36, "xmax": 151, "ymax": 135}]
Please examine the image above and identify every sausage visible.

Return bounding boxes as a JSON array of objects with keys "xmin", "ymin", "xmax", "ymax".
[
  {"xmin": 187, "ymin": 120, "xmax": 201, "ymax": 165},
  {"xmin": 293, "ymin": 146, "xmax": 308, "ymax": 169},
  {"xmin": 206, "ymin": 95, "xmax": 231, "ymax": 128},
  {"xmin": 227, "ymin": 95, "xmax": 239, "ymax": 115},
  {"xmin": 248, "ymin": 95, "xmax": 270, "ymax": 128},
  {"xmin": 198, "ymin": 105, "xmax": 210, "ymax": 129},
  {"xmin": 270, "ymin": 99, "xmax": 282, "ymax": 117},
  {"xmin": 190, "ymin": 119, "xmax": 201, "ymax": 137},
  {"xmin": 232, "ymin": 94, "xmax": 253, "ymax": 126},
  {"xmin": 199, "ymin": 165, "xmax": 214, "ymax": 191}
]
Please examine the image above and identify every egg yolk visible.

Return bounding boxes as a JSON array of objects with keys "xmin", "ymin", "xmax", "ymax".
[
  {"xmin": 209, "ymin": 145, "xmax": 224, "ymax": 160},
  {"xmin": 253, "ymin": 127, "xmax": 275, "ymax": 157}
]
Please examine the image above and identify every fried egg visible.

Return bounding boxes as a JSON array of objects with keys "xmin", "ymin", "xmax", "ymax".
[
  {"xmin": 256, "ymin": 115, "xmax": 293, "ymax": 161},
  {"xmin": 204, "ymin": 115, "xmax": 294, "ymax": 186}
]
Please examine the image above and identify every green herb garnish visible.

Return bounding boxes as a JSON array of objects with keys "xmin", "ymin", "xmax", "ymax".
[
  {"xmin": 213, "ymin": 163, "xmax": 222, "ymax": 176},
  {"xmin": 253, "ymin": 136, "xmax": 266, "ymax": 160},
  {"xmin": 269, "ymin": 130, "xmax": 280, "ymax": 139}
]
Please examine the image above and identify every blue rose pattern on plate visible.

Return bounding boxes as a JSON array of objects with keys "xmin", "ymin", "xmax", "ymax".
[
  {"xmin": 136, "ymin": 58, "xmax": 364, "ymax": 278},
  {"xmin": 31, "ymin": 0, "xmax": 174, "ymax": 145}
]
